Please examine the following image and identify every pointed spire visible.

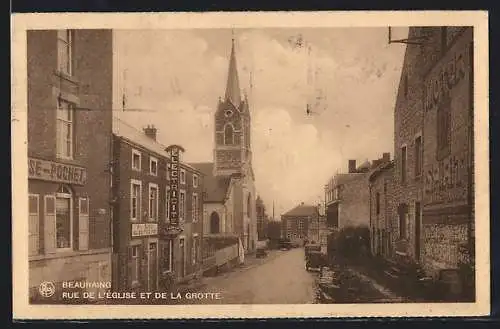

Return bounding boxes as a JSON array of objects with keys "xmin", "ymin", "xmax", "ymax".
[{"xmin": 225, "ymin": 37, "xmax": 241, "ymax": 106}]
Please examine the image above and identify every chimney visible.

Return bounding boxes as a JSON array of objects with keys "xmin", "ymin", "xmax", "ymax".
[
  {"xmin": 348, "ymin": 160, "xmax": 356, "ymax": 173},
  {"xmin": 383, "ymin": 152, "xmax": 390, "ymax": 162},
  {"xmin": 143, "ymin": 125, "xmax": 157, "ymax": 141}
]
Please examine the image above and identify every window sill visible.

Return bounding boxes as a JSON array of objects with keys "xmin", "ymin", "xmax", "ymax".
[
  {"xmin": 29, "ymin": 247, "xmax": 112, "ymax": 262},
  {"xmin": 54, "ymin": 70, "xmax": 79, "ymax": 85}
]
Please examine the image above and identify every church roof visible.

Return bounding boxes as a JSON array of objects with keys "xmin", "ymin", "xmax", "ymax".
[
  {"xmin": 189, "ymin": 162, "xmax": 232, "ymax": 203},
  {"xmin": 282, "ymin": 203, "xmax": 319, "ymax": 218},
  {"xmin": 224, "ymin": 39, "xmax": 241, "ymax": 107}
]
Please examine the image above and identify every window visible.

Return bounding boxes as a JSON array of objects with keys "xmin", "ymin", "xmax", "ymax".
[
  {"xmin": 192, "ymin": 193, "xmax": 199, "ymax": 222},
  {"xmin": 179, "ymin": 190, "xmax": 186, "ymax": 221},
  {"xmin": 56, "ymin": 98, "xmax": 74, "ymax": 159},
  {"xmin": 398, "ymin": 204, "xmax": 408, "ymax": 240},
  {"xmin": 57, "ymin": 30, "xmax": 72, "ymax": 75},
  {"xmin": 166, "ymin": 163, "xmax": 171, "ymax": 180},
  {"xmin": 130, "ymin": 245, "xmax": 140, "ymax": 286},
  {"xmin": 437, "ymin": 99, "xmax": 451, "ymax": 160},
  {"xmin": 224, "ymin": 124, "xmax": 234, "ymax": 145},
  {"xmin": 132, "ymin": 150, "xmax": 141, "ymax": 171},
  {"xmin": 28, "ymin": 194, "xmax": 40, "ymax": 256},
  {"xmin": 149, "ymin": 157, "xmax": 158, "ymax": 176},
  {"xmin": 192, "ymin": 235, "xmax": 199, "ymax": 265},
  {"xmin": 401, "ymin": 145, "xmax": 407, "ymax": 184},
  {"xmin": 376, "ymin": 192, "xmax": 380, "ymax": 215},
  {"xmin": 415, "ymin": 136, "xmax": 423, "ymax": 179},
  {"xmin": 131, "ymin": 180, "xmax": 142, "ymax": 221},
  {"xmin": 148, "ymin": 183, "xmax": 158, "ymax": 221},
  {"xmin": 55, "ymin": 185, "xmax": 73, "ymax": 250},
  {"xmin": 193, "ymin": 174, "xmax": 199, "ymax": 188},
  {"xmin": 180, "ymin": 169, "xmax": 186, "ymax": 185},
  {"xmin": 78, "ymin": 197, "xmax": 89, "ymax": 251}
]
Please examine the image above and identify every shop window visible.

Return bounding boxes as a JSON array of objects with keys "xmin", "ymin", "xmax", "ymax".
[
  {"xmin": 28, "ymin": 194, "xmax": 40, "ymax": 256},
  {"xmin": 78, "ymin": 197, "xmax": 89, "ymax": 251},
  {"xmin": 149, "ymin": 157, "xmax": 158, "ymax": 176},
  {"xmin": 130, "ymin": 245, "xmax": 140, "ymax": 286},
  {"xmin": 224, "ymin": 124, "xmax": 234, "ymax": 145},
  {"xmin": 130, "ymin": 180, "xmax": 141, "ymax": 221},
  {"xmin": 44, "ymin": 195, "xmax": 56, "ymax": 253},
  {"xmin": 56, "ymin": 98, "xmax": 74, "ymax": 159},
  {"xmin": 415, "ymin": 135, "xmax": 423, "ymax": 179},
  {"xmin": 132, "ymin": 149, "xmax": 141, "ymax": 171},
  {"xmin": 180, "ymin": 169, "xmax": 186, "ymax": 185},
  {"xmin": 55, "ymin": 185, "xmax": 73, "ymax": 250},
  {"xmin": 57, "ymin": 30, "xmax": 72, "ymax": 75},
  {"xmin": 179, "ymin": 190, "xmax": 186, "ymax": 222},
  {"xmin": 192, "ymin": 193, "xmax": 199, "ymax": 222},
  {"xmin": 148, "ymin": 183, "xmax": 158, "ymax": 221}
]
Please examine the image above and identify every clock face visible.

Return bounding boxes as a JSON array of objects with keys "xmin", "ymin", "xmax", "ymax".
[{"xmin": 225, "ymin": 110, "xmax": 233, "ymax": 117}]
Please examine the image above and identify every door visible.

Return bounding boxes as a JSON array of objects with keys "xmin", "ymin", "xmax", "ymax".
[
  {"xmin": 415, "ymin": 202, "xmax": 421, "ymax": 262},
  {"xmin": 148, "ymin": 242, "xmax": 158, "ymax": 291},
  {"xmin": 179, "ymin": 238, "xmax": 185, "ymax": 278}
]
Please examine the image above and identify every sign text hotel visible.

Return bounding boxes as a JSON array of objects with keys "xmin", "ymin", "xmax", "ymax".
[
  {"xmin": 131, "ymin": 223, "xmax": 158, "ymax": 237},
  {"xmin": 28, "ymin": 157, "xmax": 87, "ymax": 185}
]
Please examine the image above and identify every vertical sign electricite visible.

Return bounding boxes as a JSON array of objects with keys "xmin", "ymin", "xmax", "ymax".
[{"xmin": 166, "ymin": 145, "xmax": 184, "ymax": 227}]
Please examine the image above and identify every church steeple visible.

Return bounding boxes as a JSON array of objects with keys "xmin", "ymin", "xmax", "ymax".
[{"xmin": 224, "ymin": 37, "xmax": 241, "ymax": 106}]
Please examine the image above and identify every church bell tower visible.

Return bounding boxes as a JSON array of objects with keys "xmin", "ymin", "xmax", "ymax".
[{"xmin": 213, "ymin": 37, "xmax": 252, "ymax": 177}]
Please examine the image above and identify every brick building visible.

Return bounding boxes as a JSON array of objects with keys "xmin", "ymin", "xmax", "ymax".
[
  {"xmin": 368, "ymin": 156, "xmax": 395, "ymax": 259},
  {"xmin": 112, "ymin": 118, "xmax": 203, "ymax": 291},
  {"xmin": 27, "ymin": 29, "xmax": 114, "ymax": 301},
  {"xmin": 281, "ymin": 203, "xmax": 319, "ymax": 245},
  {"xmin": 324, "ymin": 159, "xmax": 373, "ymax": 231},
  {"xmin": 391, "ymin": 27, "xmax": 474, "ymax": 279}
]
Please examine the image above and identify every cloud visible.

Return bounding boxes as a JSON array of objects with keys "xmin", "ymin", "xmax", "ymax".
[{"xmin": 113, "ymin": 28, "xmax": 406, "ymax": 217}]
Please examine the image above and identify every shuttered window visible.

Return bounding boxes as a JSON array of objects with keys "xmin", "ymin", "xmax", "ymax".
[
  {"xmin": 44, "ymin": 195, "xmax": 56, "ymax": 253},
  {"xmin": 78, "ymin": 197, "xmax": 89, "ymax": 251},
  {"xmin": 28, "ymin": 194, "xmax": 40, "ymax": 256}
]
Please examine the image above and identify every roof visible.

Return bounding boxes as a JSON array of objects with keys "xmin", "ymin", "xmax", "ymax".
[
  {"xmin": 190, "ymin": 162, "xmax": 232, "ymax": 203},
  {"xmin": 113, "ymin": 116, "xmax": 200, "ymax": 173},
  {"xmin": 113, "ymin": 116, "xmax": 170, "ymax": 158},
  {"xmin": 368, "ymin": 160, "xmax": 395, "ymax": 182},
  {"xmin": 282, "ymin": 203, "xmax": 318, "ymax": 218}
]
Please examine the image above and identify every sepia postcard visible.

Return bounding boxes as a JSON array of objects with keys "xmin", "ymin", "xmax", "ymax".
[{"xmin": 11, "ymin": 11, "xmax": 490, "ymax": 319}]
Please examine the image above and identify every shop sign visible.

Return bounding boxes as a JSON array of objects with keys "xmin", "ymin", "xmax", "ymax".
[
  {"xmin": 424, "ymin": 43, "xmax": 469, "ymax": 112},
  {"xmin": 131, "ymin": 223, "xmax": 158, "ymax": 237},
  {"xmin": 423, "ymin": 152, "xmax": 469, "ymax": 205},
  {"xmin": 28, "ymin": 157, "xmax": 87, "ymax": 185},
  {"xmin": 166, "ymin": 145, "xmax": 185, "ymax": 227}
]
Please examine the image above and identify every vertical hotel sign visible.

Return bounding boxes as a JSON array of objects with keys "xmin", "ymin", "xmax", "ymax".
[{"xmin": 166, "ymin": 145, "xmax": 185, "ymax": 227}]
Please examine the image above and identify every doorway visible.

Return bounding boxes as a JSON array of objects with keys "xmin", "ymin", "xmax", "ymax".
[
  {"xmin": 415, "ymin": 202, "xmax": 421, "ymax": 262},
  {"xmin": 148, "ymin": 242, "xmax": 158, "ymax": 291},
  {"xmin": 179, "ymin": 238, "xmax": 185, "ymax": 278}
]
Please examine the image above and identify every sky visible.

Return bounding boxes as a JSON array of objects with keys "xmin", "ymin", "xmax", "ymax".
[{"xmin": 112, "ymin": 27, "xmax": 408, "ymax": 218}]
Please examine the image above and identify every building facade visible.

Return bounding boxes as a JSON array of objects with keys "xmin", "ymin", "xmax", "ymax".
[
  {"xmin": 27, "ymin": 29, "xmax": 114, "ymax": 301},
  {"xmin": 420, "ymin": 27, "xmax": 474, "ymax": 277},
  {"xmin": 192, "ymin": 38, "xmax": 258, "ymax": 254},
  {"xmin": 281, "ymin": 203, "xmax": 319, "ymax": 245},
  {"xmin": 324, "ymin": 160, "xmax": 373, "ymax": 231},
  {"xmin": 112, "ymin": 119, "xmax": 203, "ymax": 291},
  {"xmin": 392, "ymin": 27, "xmax": 474, "ymax": 280},
  {"xmin": 368, "ymin": 158, "xmax": 395, "ymax": 259}
]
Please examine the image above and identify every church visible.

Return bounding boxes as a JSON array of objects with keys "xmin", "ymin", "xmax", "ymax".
[{"xmin": 191, "ymin": 39, "xmax": 258, "ymax": 254}]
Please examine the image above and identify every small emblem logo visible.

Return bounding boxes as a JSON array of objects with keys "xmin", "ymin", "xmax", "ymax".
[{"xmin": 38, "ymin": 281, "xmax": 56, "ymax": 298}]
